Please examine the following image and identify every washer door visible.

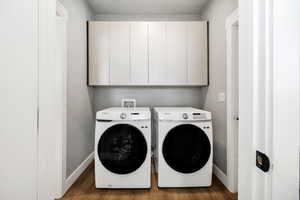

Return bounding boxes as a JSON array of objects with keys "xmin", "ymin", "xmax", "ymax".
[
  {"xmin": 162, "ymin": 124, "xmax": 211, "ymax": 174},
  {"xmin": 98, "ymin": 124, "xmax": 147, "ymax": 174}
]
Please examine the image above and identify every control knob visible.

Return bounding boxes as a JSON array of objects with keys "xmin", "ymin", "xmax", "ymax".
[
  {"xmin": 120, "ymin": 113, "xmax": 127, "ymax": 119},
  {"xmin": 182, "ymin": 113, "xmax": 189, "ymax": 120}
]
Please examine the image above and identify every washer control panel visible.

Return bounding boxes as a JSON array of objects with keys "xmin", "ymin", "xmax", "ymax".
[{"xmin": 96, "ymin": 107, "xmax": 151, "ymax": 121}]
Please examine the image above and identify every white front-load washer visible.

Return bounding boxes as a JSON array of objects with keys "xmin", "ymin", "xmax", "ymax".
[
  {"xmin": 153, "ymin": 107, "xmax": 213, "ymax": 188},
  {"xmin": 95, "ymin": 107, "xmax": 151, "ymax": 188}
]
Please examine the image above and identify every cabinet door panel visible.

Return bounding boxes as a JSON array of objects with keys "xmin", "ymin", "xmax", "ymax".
[
  {"xmin": 148, "ymin": 22, "xmax": 168, "ymax": 85},
  {"xmin": 88, "ymin": 22, "xmax": 109, "ymax": 85},
  {"xmin": 166, "ymin": 22, "xmax": 188, "ymax": 85},
  {"xmin": 187, "ymin": 21, "xmax": 208, "ymax": 85},
  {"xmin": 130, "ymin": 22, "xmax": 148, "ymax": 85},
  {"xmin": 109, "ymin": 22, "xmax": 130, "ymax": 85},
  {"xmin": 88, "ymin": 21, "xmax": 208, "ymax": 86}
]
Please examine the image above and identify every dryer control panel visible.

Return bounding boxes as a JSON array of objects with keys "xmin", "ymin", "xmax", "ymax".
[{"xmin": 155, "ymin": 107, "xmax": 212, "ymax": 121}]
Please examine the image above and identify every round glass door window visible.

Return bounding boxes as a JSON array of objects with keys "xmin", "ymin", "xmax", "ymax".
[
  {"xmin": 162, "ymin": 124, "xmax": 211, "ymax": 174},
  {"xmin": 98, "ymin": 124, "xmax": 147, "ymax": 174}
]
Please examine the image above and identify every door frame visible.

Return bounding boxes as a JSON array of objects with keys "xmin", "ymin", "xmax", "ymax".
[
  {"xmin": 38, "ymin": 0, "xmax": 61, "ymax": 199},
  {"xmin": 238, "ymin": 0, "xmax": 300, "ymax": 199},
  {"xmin": 55, "ymin": 2, "xmax": 68, "ymax": 197},
  {"xmin": 37, "ymin": 0, "xmax": 300, "ymax": 199},
  {"xmin": 226, "ymin": 8, "xmax": 239, "ymax": 193}
]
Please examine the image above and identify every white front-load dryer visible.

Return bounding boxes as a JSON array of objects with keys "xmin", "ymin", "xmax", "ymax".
[
  {"xmin": 153, "ymin": 107, "xmax": 213, "ymax": 188},
  {"xmin": 95, "ymin": 107, "xmax": 151, "ymax": 188}
]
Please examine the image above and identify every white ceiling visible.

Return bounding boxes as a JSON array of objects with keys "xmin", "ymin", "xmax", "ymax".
[{"xmin": 87, "ymin": 0, "xmax": 209, "ymax": 15}]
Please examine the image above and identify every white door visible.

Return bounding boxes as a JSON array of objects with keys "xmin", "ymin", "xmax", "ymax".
[
  {"xmin": 0, "ymin": 1, "xmax": 38, "ymax": 200},
  {"xmin": 88, "ymin": 22, "xmax": 110, "ymax": 85},
  {"xmin": 148, "ymin": 22, "xmax": 168, "ymax": 85},
  {"xmin": 239, "ymin": 0, "xmax": 300, "ymax": 199},
  {"xmin": 130, "ymin": 22, "xmax": 149, "ymax": 85},
  {"xmin": 166, "ymin": 22, "xmax": 187, "ymax": 85},
  {"xmin": 187, "ymin": 22, "xmax": 208, "ymax": 85},
  {"xmin": 232, "ymin": 24, "xmax": 239, "ymax": 192},
  {"xmin": 109, "ymin": 22, "xmax": 131, "ymax": 85}
]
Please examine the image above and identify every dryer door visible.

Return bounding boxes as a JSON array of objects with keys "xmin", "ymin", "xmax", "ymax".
[
  {"xmin": 162, "ymin": 124, "xmax": 211, "ymax": 173},
  {"xmin": 98, "ymin": 124, "xmax": 147, "ymax": 174}
]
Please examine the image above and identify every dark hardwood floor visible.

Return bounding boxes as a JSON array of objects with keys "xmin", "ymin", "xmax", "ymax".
[{"xmin": 59, "ymin": 162, "xmax": 237, "ymax": 200}]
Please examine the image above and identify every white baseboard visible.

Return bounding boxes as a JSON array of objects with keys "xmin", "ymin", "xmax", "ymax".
[
  {"xmin": 64, "ymin": 152, "xmax": 94, "ymax": 194},
  {"xmin": 213, "ymin": 164, "xmax": 228, "ymax": 188}
]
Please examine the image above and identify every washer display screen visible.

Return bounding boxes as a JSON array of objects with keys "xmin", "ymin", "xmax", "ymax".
[
  {"xmin": 98, "ymin": 124, "xmax": 147, "ymax": 174},
  {"xmin": 162, "ymin": 124, "xmax": 211, "ymax": 174}
]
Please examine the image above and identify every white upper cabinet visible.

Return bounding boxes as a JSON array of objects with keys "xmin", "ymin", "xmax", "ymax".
[
  {"xmin": 88, "ymin": 21, "xmax": 208, "ymax": 86},
  {"xmin": 109, "ymin": 22, "xmax": 131, "ymax": 85},
  {"xmin": 187, "ymin": 21, "xmax": 208, "ymax": 85},
  {"xmin": 130, "ymin": 22, "xmax": 149, "ymax": 85},
  {"xmin": 148, "ymin": 22, "xmax": 168, "ymax": 85},
  {"xmin": 166, "ymin": 22, "xmax": 188, "ymax": 85},
  {"xmin": 88, "ymin": 22, "xmax": 109, "ymax": 85}
]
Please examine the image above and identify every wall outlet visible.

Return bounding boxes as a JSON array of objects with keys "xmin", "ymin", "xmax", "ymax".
[
  {"xmin": 122, "ymin": 99, "xmax": 136, "ymax": 108},
  {"xmin": 217, "ymin": 92, "xmax": 226, "ymax": 103}
]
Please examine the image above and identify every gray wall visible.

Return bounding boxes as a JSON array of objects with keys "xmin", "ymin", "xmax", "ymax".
[
  {"xmin": 199, "ymin": 0, "xmax": 238, "ymax": 174},
  {"xmin": 94, "ymin": 87, "xmax": 204, "ymax": 111},
  {"xmin": 60, "ymin": 0, "xmax": 95, "ymax": 177}
]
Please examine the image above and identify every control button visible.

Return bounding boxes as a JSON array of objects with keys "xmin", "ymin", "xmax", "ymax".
[
  {"xmin": 120, "ymin": 113, "xmax": 127, "ymax": 119},
  {"xmin": 182, "ymin": 113, "xmax": 189, "ymax": 120}
]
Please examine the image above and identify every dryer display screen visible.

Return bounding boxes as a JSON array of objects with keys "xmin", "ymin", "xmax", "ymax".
[
  {"xmin": 162, "ymin": 124, "xmax": 211, "ymax": 174},
  {"xmin": 193, "ymin": 113, "xmax": 206, "ymax": 120},
  {"xmin": 98, "ymin": 124, "xmax": 147, "ymax": 174}
]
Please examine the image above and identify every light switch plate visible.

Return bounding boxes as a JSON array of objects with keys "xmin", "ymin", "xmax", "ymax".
[
  {"xmin": 121, "ymin": 99, "xmax": 136, "ymax": 108},
  {"xmin": 218, "ymin": 92, "xmax": 226, "ymax": 102}
]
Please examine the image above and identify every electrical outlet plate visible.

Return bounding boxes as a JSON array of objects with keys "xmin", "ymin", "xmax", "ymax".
[
  {"xmin": 218, "ymin": 92, "xmax": 226, "ymax": 103},
  {"xmin": 122, "ymin": 99, "xmax": 136, "ymax": 108}
]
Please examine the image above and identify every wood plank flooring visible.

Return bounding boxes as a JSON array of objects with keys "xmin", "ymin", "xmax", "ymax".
[{"xmin": 59, "ymin": 162, "xmax": 237, "ymax": 200}]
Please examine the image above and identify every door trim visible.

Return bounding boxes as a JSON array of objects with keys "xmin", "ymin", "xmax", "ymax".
[
  {"xmin": 38, "ymin": 0, "xmax": 66, "ymax": 199},
  {"xmin": 226, "ymin": 9, "xmax": 239, "ymax": 193}
]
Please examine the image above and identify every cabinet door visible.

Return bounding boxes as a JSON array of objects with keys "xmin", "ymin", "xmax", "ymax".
[
  {"xmin": 109, "ymin": 22, "xmax": 131, "ymax": 85},
  {"xmin": 130, "ymin": 22, "xmax": 149, "ymax": 85},
  {"xmin": 88, "ymin": 22, "xmax": 109, "ymax": 85},
  {"xmin": 187, "ymin": 21, "xmax": 208, "ymax": 85},
  {"xmin": 148, "ymin": 22, "xmax": 168, "ymax": 85},
  {"xmin": 166, "ymin": 22, "xmax": 188, "ymax": 85}
]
